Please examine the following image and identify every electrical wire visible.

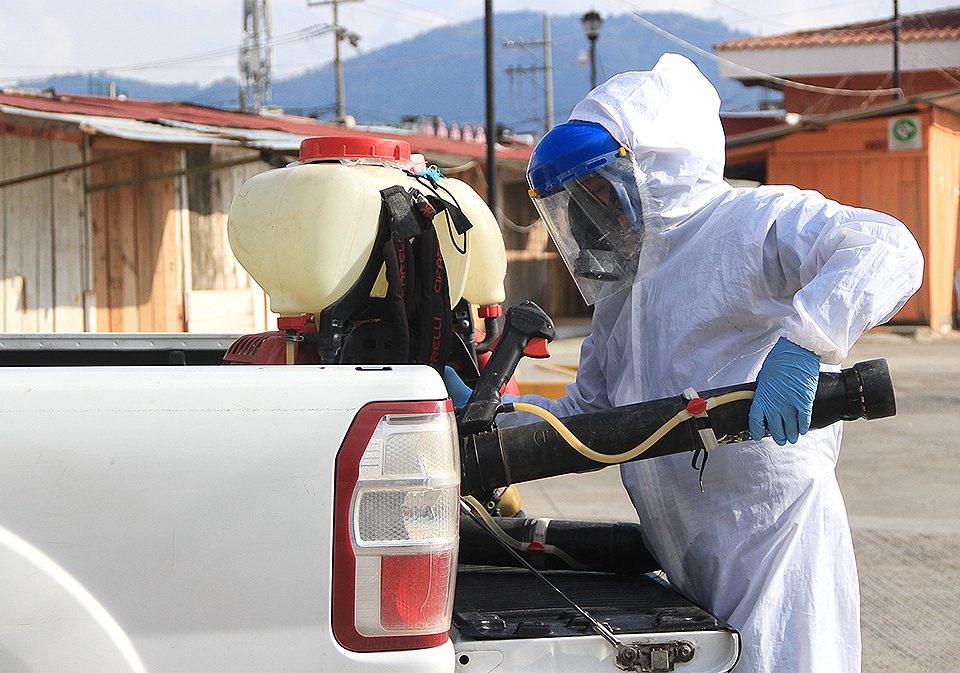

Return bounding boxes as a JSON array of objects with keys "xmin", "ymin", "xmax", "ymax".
[
  {"xmin": 365, "ymin": 0, "xmax": 464, "ymax": 23},
  {"xmin": 910, "ymin": 11, "xmax": 960, "ymax": 90},
  {"xmin": 111, "ymin": 25, "xmax": 337, "ymax": 73},
  {"xmin": 342, "ymin": 49, "xmax": 483, "ymax": 71},
  {"xmin": 364, "ymin": 0, "xmax": 458, "ymax": 27},
  {"xmin": 759, "ymin": 0, "xmax": 898, "ymax": 21},
  {"xmin": 713, "ymin": 0, "xmax": 901, "ymax": 32},
  {"xmin": 2, "ymin": 24, "xmax": 337, "ymax": 83},
  {"xmin": 507, "ymin": 390, "xmax": 756, "ymax": 465},
  {"xmin": 613, "ymin": 0, "xmax": 904, "ymax": 97}
]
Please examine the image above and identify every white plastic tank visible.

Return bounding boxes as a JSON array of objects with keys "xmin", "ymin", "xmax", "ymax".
[{"xmin": 227, "ymin": 136, "xmax": 507, "ymax": 317}]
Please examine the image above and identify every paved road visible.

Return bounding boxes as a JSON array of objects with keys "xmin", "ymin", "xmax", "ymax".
[{"xmin": 514, "ymin": 331, "xmax": 960, "ymax": 672}]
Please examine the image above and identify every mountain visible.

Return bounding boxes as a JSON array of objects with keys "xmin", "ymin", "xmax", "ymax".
[{"xmin": 14, "ymin": 11, "xmax": 768, "ymax": 131}]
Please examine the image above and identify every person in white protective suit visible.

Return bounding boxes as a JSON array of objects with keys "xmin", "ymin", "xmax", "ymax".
[{"xmin": 444, "ymin": 54, "xmax": 923, "ymax": 672}]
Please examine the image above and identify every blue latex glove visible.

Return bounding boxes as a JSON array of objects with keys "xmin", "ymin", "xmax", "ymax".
[
  {"xmin": 442, "ymin": 366, "xmax": 472, "ymax": 409},
  {"xmin": 748, "ymin": 337, "xmax": 821, "ymax": 446}
]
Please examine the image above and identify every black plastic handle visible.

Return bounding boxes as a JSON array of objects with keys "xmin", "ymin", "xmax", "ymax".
[{"xmin": 457, "ymin": 301, "xmax": 556, "ymax": 434}]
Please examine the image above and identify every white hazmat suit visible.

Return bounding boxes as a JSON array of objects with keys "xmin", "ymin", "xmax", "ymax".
[{"xmin": 505, "ymin": 54, "xmax": 923, "ymax": 672}]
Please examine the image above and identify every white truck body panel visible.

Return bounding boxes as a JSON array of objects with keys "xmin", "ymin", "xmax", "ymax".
[{"xmin": 0, "ymin": 365, "xmax": 453, "ymax": 673}]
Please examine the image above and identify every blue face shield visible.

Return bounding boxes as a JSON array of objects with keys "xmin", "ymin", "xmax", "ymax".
[{"xmin": 530, "ymin": 154, "xmax": 649, "ymax": 304}]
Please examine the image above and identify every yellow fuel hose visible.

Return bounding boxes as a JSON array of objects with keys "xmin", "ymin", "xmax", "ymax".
[
  {"xmin": 509, "ymin": 390, "xmax": 756, "ymax": 465},
  {"xmin": 462, "ymin": 495, "xmax": 588, "ymax": 570}
]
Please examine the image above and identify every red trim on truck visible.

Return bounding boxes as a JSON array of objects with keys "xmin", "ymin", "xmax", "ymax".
[{"xmin": 332, "ymin": 399, "xmax": 454, "ymax": 652}]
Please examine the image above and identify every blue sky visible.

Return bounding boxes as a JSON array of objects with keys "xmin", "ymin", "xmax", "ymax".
[{"xmin": 1, "ymin": 0, "xmax": 956, "ymax": 86}]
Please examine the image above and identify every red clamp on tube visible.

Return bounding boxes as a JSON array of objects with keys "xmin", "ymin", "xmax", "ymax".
[
  {"xmin": 685, "ymin": 397, "xmax": 708, "ymax": 417},
  {"xmin": 683, "ymin": 387, "xmax": 720, "ymax": 452}
]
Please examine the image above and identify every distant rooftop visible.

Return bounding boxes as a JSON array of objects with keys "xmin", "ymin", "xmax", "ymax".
[
  {"xmin": 0, "ymin": 89, "xmax": 532, "ymax": 166},
  {"xmin": 716, "ymin": 7, "xmax": 960, "ymax": 51}
]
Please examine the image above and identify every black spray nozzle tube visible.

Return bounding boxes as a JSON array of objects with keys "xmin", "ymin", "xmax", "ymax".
[
  {"xmin": 459, "ymin": 517, "xmax": 661, "ymax": 575},
  {"xmin": 461, "ymin": 359, "xmax": 896, "ymax": 496}
]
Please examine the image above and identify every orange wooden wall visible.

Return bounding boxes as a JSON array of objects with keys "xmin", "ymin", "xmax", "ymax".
[{"xmin": 925, "ymin": 108, "xmax": 960, "ymax": 330}]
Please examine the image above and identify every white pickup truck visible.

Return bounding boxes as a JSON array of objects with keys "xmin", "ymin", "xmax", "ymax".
[{"xmin": 0, "ymin": 334, "xmax": 742, "ymax": 673}]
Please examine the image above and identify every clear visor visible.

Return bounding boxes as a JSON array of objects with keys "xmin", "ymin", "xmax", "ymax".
[{"xmin": 531, "ymin": 155, "xmax": 653, "ymax": 305}]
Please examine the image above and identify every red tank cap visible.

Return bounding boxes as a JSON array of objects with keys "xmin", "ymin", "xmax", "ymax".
[
  {"xmin": 686, "ymin": 398, "xmax": 708, "ymax": 416},
  {"xmin": 299, "ymin": 135, "xmax": 411, "ymax": 163}
]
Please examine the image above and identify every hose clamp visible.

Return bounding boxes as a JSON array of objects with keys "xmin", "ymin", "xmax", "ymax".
[{"xmin": 683, "ymin": 388, "xmax": 719, "ymax": 451}]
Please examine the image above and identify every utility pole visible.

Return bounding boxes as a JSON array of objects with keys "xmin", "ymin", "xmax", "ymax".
[
  {"xmin": 893, "ymin": 0, "xmax": 902, "ymax": 99},
  {"xmin": 543, "ymin": 15, "xmax": 554, "ymax": 131},
  {"xmin": 307, "ymin": 0, "xmax": 362, "ymax": 122},
  {"xmin": 485, "ymin": 0, "xmax": 497, "ymax": 219},
  {"xmin": 240, "ymin": 0, "xmax": 272, "ymax": 112},
  {"xmin": 503, "ymin": 14, "xmax": 555, "ymax": 134}
]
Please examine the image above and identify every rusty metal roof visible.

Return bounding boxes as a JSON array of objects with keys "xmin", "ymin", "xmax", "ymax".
[
  {"xmin": 0, "ymin": 90, "xmax": 533, "ymax": 165},
  {"xmin": 725, "ymin": 89, "xmax": 960, "ymax": 148},
  {"xmin": 716, "ymin": 7, "xmax": 960, "ymax": 51}
]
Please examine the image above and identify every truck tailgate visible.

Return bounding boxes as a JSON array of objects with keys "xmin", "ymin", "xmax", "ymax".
[{"xmin": 452, "ymin": 567, "xmax": 739, "ymax": 673}]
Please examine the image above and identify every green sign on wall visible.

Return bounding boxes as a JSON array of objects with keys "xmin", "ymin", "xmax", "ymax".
[{"xmin": 888, "ymin": 116, "xmax": 922, "ymax": 151}]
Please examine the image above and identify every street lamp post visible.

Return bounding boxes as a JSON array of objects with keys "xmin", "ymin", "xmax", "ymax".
[{"xmin": 581, "ymin": 10, "xmax": 603, "ymax": 90}]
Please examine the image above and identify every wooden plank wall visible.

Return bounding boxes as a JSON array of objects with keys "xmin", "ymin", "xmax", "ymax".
[
  {"xmin": 187, "ymin": 146, "xmax": 268, "ymax": 291},
  {"xmin": 927, "ymin": 108, "xmax": 960, "ymax": 330},
  {"xmin": 88, "ymin": 140, "xmax": 184, "ymax": 332},
  {"xmin": 184, "ymin": 145, "xmax": 273, "ymax": 332},
  {"xmin": 768, "ymin": 115, "xmax": 930, "ymax": 326},
  {"xmin": 0, "ymin": 127, "xmax": 85, "ymax": 332}
]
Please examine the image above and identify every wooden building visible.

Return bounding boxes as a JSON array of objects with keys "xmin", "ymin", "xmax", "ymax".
[
  {"xmin": 0, "ymin": 90, "xmax": 565, "ymax": 334},
  {"xmin": 725, "ymin": 93, "xmax": 960, "ymax": 331}
]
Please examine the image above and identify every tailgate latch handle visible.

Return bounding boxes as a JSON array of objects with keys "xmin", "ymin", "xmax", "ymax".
[{"xmin": 615, "ymin": 640, "xmax": 695, "ymax": 672}]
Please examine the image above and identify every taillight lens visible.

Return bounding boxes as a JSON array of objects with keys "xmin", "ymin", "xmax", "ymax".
[{"xmin": 333, "ymin": 400, "xmax": 459, "ymax": 652}]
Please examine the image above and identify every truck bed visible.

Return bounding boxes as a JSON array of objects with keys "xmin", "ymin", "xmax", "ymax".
[{"xmin": 452, "ymin": 567, "xmax": 739, "ymax": 672}]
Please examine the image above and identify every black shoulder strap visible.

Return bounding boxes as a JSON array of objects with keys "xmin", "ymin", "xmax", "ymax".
[{"xmin": 410, "ymin": 225, "xmax": 452, "ymax": 369}]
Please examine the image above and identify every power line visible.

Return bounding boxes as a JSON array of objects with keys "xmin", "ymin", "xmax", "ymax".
[
  {"xmin": 759, "ymin": 0, "xmax": 893, "ymax": 21},
  {"xmin": 342, "ymin": 49, "xmax": 482, "ymax": 70},
  {"xmin": 1, "ymin": 24, "xmax": 337, "ymax": 83},
  {"xmin": 363, "ymin": 0, "xmax": 456, "ymax": 27},
  {"xmin": 114, "ymin": 24, "xmax": 334, "ymax": 72},
  {"xmin": 903, "ymin": 11, "xmax": 960, "ymax": 89},
  {"xmin": 614, "ymin": 0, "xmax": 903, "ymax": 97}
]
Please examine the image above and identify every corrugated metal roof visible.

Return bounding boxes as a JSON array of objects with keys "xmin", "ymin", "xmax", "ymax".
[
  {"xmin": 0, "ymin": 90, "xmax": 533, "ymax": 164},
  {"xmin": 726, "ymin": 89, "xmax": 960, "ymax": 148},
  {"xmin": 0, "ymin": 103, "xmax": 241, "ymax": 145},
  {"xmin": 716, "ymin": 7, "xmax": 960, "ymax": 51}
]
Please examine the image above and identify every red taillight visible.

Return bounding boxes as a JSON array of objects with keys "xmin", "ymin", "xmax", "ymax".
[
  {"xmin": 380, "ymin": 552, "xmax": 454, "ymax": 631},
  {"xmin": 332, "ymin": 400, "xmax": 459, "ymax": 652}
]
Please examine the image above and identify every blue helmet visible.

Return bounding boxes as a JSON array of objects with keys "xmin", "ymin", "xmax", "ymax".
[{"xmin": 527, "ymin": 121, "xmax": 624, "ymax": 197}]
